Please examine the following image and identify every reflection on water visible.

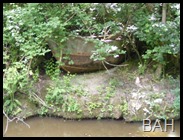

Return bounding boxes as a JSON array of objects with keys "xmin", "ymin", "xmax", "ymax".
[{"xmin": 3, "ymin": 117, "xmax": 180, "ymax": 137}]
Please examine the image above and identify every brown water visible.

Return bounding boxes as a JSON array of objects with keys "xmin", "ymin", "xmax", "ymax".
[{"xmin": 3, "ymin": 117, "xmax": 180, "ymax": 137}]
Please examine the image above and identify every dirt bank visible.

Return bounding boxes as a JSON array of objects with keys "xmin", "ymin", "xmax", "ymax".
[{"xmin": 16, "ymin": 61, "xmax": 180, "ymax": 122}]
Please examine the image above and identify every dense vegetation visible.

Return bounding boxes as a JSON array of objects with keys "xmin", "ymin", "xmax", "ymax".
[{"xmin": 3, "ymin": 3, "xmax": 179, "ymax": 124}]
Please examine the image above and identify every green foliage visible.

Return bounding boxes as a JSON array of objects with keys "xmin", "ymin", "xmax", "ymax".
[
  {"xmin": 120, "ymin": 100, "xmax": 128, "ymax": 116},
  {"xmin": 104, "ymin": 78, "xmax": 118, "ymax": 100},
  {"xmin": 45, "ymin": 74, "xmax": 74, "ymax": 106},
  {"xmin": 63, "ymin": 96, "xmax": 82, "ymax": 114},
  {"xmin": 44, "ymin": 59, "xmax": 60, "ymax": 79},
  {"xmin": 97, "ymin": 78, "xmax": 118, "ymax": 101},
  {"xmin": 109, "ymin": 78, "xmax": 119, "ymax": 87},
  {"xmin": 88, "ymin": 102, "xmax": 102, "ymax": 115},
  {"xmin": 88, "ymin": 102, "xmax": 102, "ymax": 110},
  {"xmin": 32, "ymin": 68, "xmax": 39, "ymax": 82},
  {"xmin": 150, "ymin": 92, "xmax": 164, "ymax": 99},
  {"xmin": 38, "ymin": 106, "xmax": 49, "ymax": 116},
  {"xmin": 173, "ymin": 96, "xmax": 180, "ymax": 115},
  {"xmin": 72, "ymin": 85, "xmax": 88, "ymax": 97},
  {"xmin": 138, "ymin": 62, "xmax": 147, "ymax": 75},
  {"xmin": 45, "ymin": 73, "xmax": 86, "ymax": 115},
  {"xmin": 3, "ymin": 3, "xmax": 61, "ymax": 116},
  {"xmin": 3, "ymin": 62, "xmax": 31, "ymax": 116},
  {"xmin": 3, "ymin": 98, "xmax": 22, "ymax": 116},
  {"xmin": 107, "ymin": 104, "xmax": 114, "ymax": 112},
  {"xmin": 89, "ymin": 39, "xmax": 126, "ymax": 61},
  {"xmin": 3, "ymin": 4, "xmax": 55, "ymax": 59},
  {"xmin": 46, "ymin": 86, "xmax": 64, "ymax": 106},
  {"xmin": 144, "ymin": 76, "xmax": 180, "ymax": 119},
  {"xmin": 105, "ymin": 87, "xmax": 115, "ymax": 100},
  {"xmin": 133, "ymin": 3, "xmax": 180, "ymax": 68},
  {"xmin": 168, "ymin": 76, "xmax": 180, "ymax": 116}
]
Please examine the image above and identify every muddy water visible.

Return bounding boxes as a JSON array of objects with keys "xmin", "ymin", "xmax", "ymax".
[{"xmin": 3, "ymin": 117, "xmax": 180, "ymax": 137}]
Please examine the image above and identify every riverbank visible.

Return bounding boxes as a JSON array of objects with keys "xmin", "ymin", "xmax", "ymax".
[{"xmin": 14, "ymin": 60, "xmax": 180, "ymax": 122}]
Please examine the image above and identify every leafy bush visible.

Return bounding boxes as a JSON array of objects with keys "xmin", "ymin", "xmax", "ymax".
[
  {"xmin": 3, "ymin": 63, "xmax": 30, "ymax": 115},
  {"xmin": 133, "ymin": 3, "xmax": 180, "ymax": 68},
  {"xmin": 3, "ymin": 3, "xmax": 61, "ymax": 116}
]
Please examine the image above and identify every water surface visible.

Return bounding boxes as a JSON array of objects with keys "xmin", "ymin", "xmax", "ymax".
[{"xmin": 3, "ymin": 117, "xmax": 180, "ymax": 137}]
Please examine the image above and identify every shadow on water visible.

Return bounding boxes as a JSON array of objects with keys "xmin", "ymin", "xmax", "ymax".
[{"xmin": 3, "ymin": 117, "xmax": 180, "ymax": 137}]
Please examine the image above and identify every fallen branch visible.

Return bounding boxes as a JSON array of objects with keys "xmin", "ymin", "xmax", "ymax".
[
  {"xmin": 3, "ymin": 109, "xmax": 30, "ymax": 136},
  {"xmin": 31, "ymin": 92, "xmax": 53, "ymax": 110}
]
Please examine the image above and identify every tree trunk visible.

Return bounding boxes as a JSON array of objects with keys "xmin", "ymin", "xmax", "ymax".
[
  {"xmin": 155, "ymin": 3, "xmax": 167, "ymax": 79},
  {"xmin": 162, "ymin": 3, "xmax": 167, "ymax": 23}
]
